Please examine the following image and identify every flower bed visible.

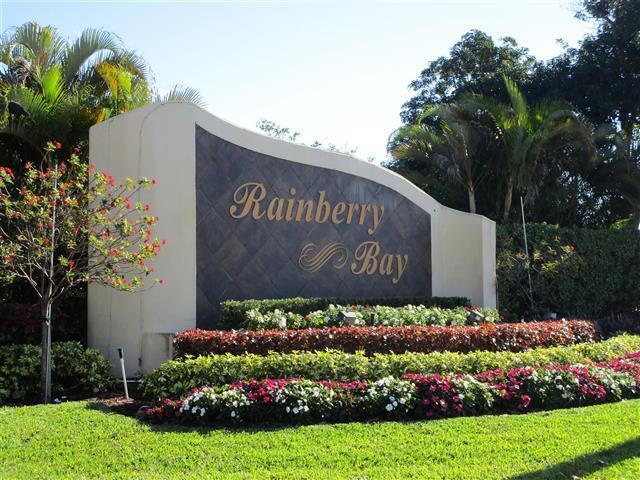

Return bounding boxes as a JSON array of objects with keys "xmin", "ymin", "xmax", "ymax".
[
  {"xmin": 174, "ymin": 320, "xmax": 600, "ymax": 357},
  {"xmin": 244, "ymin": 305, "xmax": 500, "ymax": 330},
  {"xmin": 139, "ymin": 335, "xmax": 640, "ymax": 400},
  {"xmin": 219, "ymin": 296, "xmax": 470, "ymax": 328},
  {"xmin": 143, "ymin": 352, "xmax": 640, "ymax": 425}
]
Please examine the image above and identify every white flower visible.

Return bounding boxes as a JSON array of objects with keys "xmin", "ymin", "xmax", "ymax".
[
  {"xmin": 385, "ymin": 404, "xmax": 393, "ymax": 412},
  {"xmin": 230, "ymin": 411, "xmax": 236, "ymax": 418},
  {"xmin": 191, "ymin": 407, "xmax": 197, "ymax": 414},
  {"xmin": 200, "ymin": 408, "xmax": 205, "ymax": 417},
  {"xmin": 286, "ymin": 406, "xmax": 290, "ymax": 413},
  {"xmin": 293, "ymin": 407, "xmax": 299, "ymax": 414},
  {"xmin": 399, "ymin": 398, "xmax": 406, "ymax": 405}
]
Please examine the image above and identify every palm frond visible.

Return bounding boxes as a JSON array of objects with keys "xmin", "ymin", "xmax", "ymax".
[
  {"xmin": 37, "ymin": 65, "xmax": 65, "ymax": 106},
  {"xmin": 62, "ymin": 28, "xmax": 123, "ymax": 84},
  {"xmin": 10, "ymin": 22, "xmax": 65, "ymax": 70},
  {"xmin": 502, "ymin": 75, "xmax": 528, "ymax": 126},
  {"xmin": 156, "ymin": 85, "xmax": 206, "ymax": 107}
]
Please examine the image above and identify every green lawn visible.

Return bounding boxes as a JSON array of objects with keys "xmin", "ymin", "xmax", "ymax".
[{"xmin": 1, "ymin": 400, "xmax": 639, "ymax": 480}]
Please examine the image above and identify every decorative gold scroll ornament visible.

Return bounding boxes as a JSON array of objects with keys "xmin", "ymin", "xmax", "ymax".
[{"xmin": 298, "ymin": 242, "xmax": 348, "ymax": 273}]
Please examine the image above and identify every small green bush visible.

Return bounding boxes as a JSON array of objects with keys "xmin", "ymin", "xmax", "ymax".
[
  {"xmin": 219, "ymin": 296, "xmax": 470, "ymax": 328},
  {"xmin": 139, "ymin": 334, "xmax": 640, "ymax": 400},
  {"xmin": 0, "ymin": 341, "xmax": 114, "ymax": 404}
]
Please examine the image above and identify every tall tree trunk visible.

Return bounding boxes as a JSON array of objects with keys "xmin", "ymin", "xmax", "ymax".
[
  {"xmin": 503, "ymin": 177, "xmax": 515, "ymax": 222},
  {"xmin": 41, "ymin": 300, "xmax": 52, "ymax": 404},
  {"xmin": 467, "ymin": 186, "xmax": 477, "ymax": 214}
]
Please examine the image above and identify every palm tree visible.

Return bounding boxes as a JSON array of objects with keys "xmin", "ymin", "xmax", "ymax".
[
  {"xmin": 0, "ymin": 22, "xmax": 205, "ymax": 158},
  {"xmin": 469, "ymin": 77, "xmax": 595, "ymax": 221},
  {"xmin": 590, "ymin": 126, "xmax": 640, "ymax": 229},
  {"xmin": 389, "ymin": 103, "xmax": 490, "ymax": 214}
]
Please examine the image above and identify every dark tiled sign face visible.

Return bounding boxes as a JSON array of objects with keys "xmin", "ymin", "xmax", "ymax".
[{"xmin": 196, "ymin": 125, "xmax": 431, "ymax": 327}]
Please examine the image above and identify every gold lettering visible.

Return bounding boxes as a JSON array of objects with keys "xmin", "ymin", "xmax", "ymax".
[
  {"xmin": 393, "ymin": 254, "xmax": 409, "ymax": 284},
  {"xmin": 285, "ymin": 187, "xmax": 297, "ymax": 221},
  {"xmin": 358, "ymin": 204, "xmax": 370, "ymax": 225},
  {"xmin": 331, "ymin": 202, "xmax": 346, "ymax": 224},
  {"xmin": 229, "ymin": 181, "xmax": 388, "ymax": 235},
  {"xmin": 351, "ymin": 241, "xmax": 380, "ymax": 275},
  {"xmin": 346, "ymin": 203, "xmax": 360, "ymax": 224},
  {"xmin": 295, "ymin": 199, "xmax": 314, "ymax": 222},
  {"xmin": 315, "ymin": 191, "xmax": 331, "ymax": 223},
  {"xmin": 379, "ymin": 253, "xmax": 394, "ymax": 276},
  {"xmin": 368, "ymin": 205, "xmax": 384, "ymax": 235},
  {"xmin": 229, "ymin": 182, "xmax": 266, "ymax": 220},
  {"xmin": 267, "ymin": 197, "xmax": 285, "ymax": 221}
]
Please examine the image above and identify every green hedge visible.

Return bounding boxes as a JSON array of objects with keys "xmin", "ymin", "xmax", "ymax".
[
  {"xmin": 0, "ymin": 341, "xmax": 114, "ymax": 404},
  {"xmin": 497, "ymin": 223, "xmax": 640, "ymax": 319},
  {"xmin": 139, "ymin": 334, "xmax": 640, "ymax": 400},
  {"xmin": 219, "ymin": 296, "xmax": 470, "ymax": 328},
  {"xmin": 244, "ymin": 305, "xmax": 500, "ymax": 330}
]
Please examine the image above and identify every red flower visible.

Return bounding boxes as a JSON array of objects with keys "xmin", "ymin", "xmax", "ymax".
[
  {"xmin": 53, "ymin": 141, "xmax": 62, "ymax": 149},
  {"xmin": 519, "ymin": 395, "xmax": 532, "ymax": 410}
]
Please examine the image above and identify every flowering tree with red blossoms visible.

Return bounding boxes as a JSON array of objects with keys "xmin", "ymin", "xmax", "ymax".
[{"xmin": 0, "ymin": 141, "xmax": 165, "ymax": 403}]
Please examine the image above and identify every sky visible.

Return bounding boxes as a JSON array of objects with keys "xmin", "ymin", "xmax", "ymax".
[{"xmin": 3, "ymin": 0, "xmax": 595, "ymax": 162}]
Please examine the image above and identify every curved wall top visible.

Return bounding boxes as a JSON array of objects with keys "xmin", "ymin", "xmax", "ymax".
[{"xmin": 88, "ymin": 102, "xmax": 496, "ymax": 374}]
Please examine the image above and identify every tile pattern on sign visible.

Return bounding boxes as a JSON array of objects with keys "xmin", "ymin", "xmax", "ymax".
[{"xmin": 196, "ymin": 125, "xmax": 431, "ymax": 327}]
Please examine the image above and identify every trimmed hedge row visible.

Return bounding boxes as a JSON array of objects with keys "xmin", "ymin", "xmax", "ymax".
[
  {"xmin": 143, "ymin": 352, "xmax": 640, "ymax": 425},
  {"xmin": 140, "ymin": 334, "xmax": 640, "ymax": 400},
  {"xmin": 174, "ymin": 320, "xmax": 599, "ymax": 357},
  {"xmin": 245, "ymin": 305, "xmax": 500, "ymax": 330},
  {"xmin": 0, "ymin": 341, "xmax": 114, "ymax": 404},
  {"xmin": 219, "ymin": 296, "xmax": 470, "ymax": 328}
]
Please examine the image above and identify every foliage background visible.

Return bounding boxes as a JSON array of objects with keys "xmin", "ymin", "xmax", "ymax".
[{"xmin": 497, "ymin": 223, "xmax": 640, "ymax": 319}]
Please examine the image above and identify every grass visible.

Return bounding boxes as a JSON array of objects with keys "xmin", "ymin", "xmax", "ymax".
[{"xmin": 1, "ymin": 400, "xmax": 639, "ymax": 479}]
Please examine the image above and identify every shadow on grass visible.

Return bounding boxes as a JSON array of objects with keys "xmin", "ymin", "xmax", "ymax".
[
  {"xmin": 84, "ymin": 400, "xmax": 351, "ymax": 434},
  {"xmin": 504, "ymin": 436, "xmax": 640, "ymax": 480}
]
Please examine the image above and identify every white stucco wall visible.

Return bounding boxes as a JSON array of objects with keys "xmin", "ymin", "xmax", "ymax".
[{"xmin": 88, "ymin": 102, "xmax": 496, "ymax": 376}]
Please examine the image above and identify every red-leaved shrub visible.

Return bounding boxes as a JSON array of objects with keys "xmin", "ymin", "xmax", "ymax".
[{"xmin": 174, "ymin": 320, "xmax": 600, "ymax": 357}]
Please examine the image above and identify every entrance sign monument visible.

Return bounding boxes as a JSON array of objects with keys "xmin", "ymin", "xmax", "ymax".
[{"xmin": 88, "ymin": 103, "xmax": 496, "ymax": 374}]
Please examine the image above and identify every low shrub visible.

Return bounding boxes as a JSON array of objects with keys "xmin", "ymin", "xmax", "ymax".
[
  {"xmin": 142, "ymin": 352, "xmax": 640, "ymax": 425},
  {"xmin": 0, "ymin": 341, "xmax": 114, "ymax": 404},
  {"xmin": 245, "ymin": 305, "xmax": 500, "ymax": 330},
  {"xmin": 219, "ymin": 296, "xmax": 470, "ymax": 328},
  {"xmin": 140, "ymin": 334, "xmax": 639, "ymax": 401},
  {"xmin": 174, "ymin": 320, "xmax": 600, "ymax": 357}
]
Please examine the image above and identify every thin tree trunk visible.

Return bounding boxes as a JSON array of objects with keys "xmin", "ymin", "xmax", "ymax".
[
  {"xmin": 503, "ymin": 178, "xmax": 514, "ymax": 222},
  {"xmin": 467, "ymin": 186, "xmax": 477, "ymax": 214},
  {"xmin": 41, "ymin": 300, "xmax": 52, "ymax": 404}
]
